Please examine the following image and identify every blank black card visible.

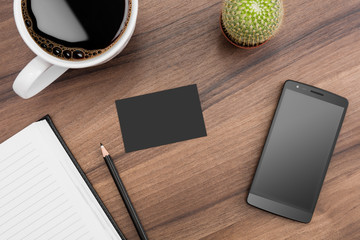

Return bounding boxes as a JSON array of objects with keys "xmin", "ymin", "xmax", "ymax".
[{"xmin": 115, "ymin": 84, "xmax": 207, "ymax": 152}]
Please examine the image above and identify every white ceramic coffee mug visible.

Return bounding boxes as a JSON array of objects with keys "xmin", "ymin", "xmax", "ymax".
[{"xmin": 13, "ymin": 0, "xmax": 138, "ymax": 99}]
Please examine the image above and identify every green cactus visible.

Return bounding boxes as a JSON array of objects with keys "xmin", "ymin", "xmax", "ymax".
[{"xmin": 222, "ymin": 0, "xmax": 284, "ymax": 47}]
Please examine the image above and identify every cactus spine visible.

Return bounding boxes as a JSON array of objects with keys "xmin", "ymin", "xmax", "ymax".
[{"xmin": 222, "ymin": 0, "xmax": 284, "ymax": 47}]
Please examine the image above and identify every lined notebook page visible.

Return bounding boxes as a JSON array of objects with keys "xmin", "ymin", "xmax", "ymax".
[{"xmin": 0, "ymin": 120, "xmax": 122, "ymax": 240}]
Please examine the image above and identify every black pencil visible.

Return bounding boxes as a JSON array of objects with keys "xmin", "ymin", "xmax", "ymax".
[{"xmin": 100, "ymin": 143, "xmax": 148, "ymax": 240}]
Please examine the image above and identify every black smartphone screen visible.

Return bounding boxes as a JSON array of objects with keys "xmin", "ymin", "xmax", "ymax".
[{"xmin": 248, "ymin": 80, "xmax": 348, "ymax": 223}]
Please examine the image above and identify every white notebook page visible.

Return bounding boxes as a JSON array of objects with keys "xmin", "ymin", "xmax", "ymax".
[{"xmin": 0, "ymin": 120, "xmax": 122, "ymax": 240}]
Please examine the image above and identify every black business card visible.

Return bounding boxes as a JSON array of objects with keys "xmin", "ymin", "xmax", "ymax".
[{"xmin": 115, "ymin": 84, "xmax": 207, "ymax": 152}]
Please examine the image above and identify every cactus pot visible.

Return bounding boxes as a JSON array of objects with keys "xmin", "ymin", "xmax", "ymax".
[{"xmin": 220, "ymin": 14, "xmax": 268, "ymax": 49}]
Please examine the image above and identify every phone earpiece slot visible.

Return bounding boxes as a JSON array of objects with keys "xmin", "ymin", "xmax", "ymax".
[{"xmin": 310, "ymin": 90, "xmax": 324, "ymax": 96}]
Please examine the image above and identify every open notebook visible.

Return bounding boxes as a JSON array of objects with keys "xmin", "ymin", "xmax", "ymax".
[{"xmin": 0, "ymin": 116, "xmax": 125, "ymax": 240}]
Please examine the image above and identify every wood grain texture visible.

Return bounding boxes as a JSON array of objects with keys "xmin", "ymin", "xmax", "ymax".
[{"xmin": 1, "ymin": 0, "xmax": 360, "ymax": 239}]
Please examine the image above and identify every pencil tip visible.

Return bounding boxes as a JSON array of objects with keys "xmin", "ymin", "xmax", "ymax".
[{"xmin": 100, "ymin": 143, "xmax": 109, "ymax": 157}]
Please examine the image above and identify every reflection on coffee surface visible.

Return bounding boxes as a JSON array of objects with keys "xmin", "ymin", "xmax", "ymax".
[{"xmin": 21, "ymin": 0, "xmax": 131, "ymax": 60}]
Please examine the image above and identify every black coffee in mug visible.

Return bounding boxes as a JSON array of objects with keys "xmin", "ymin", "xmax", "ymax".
[{"xmin": 21, "ymin": 0, "xmax": 131, "ymax": 60}]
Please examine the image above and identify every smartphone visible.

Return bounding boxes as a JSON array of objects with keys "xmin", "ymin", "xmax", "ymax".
[{"xmin": 247, "ymin": 80, "xmax": 348, "ymax": 223}]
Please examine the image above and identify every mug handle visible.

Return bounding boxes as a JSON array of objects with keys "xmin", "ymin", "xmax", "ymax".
[{"xmin": 13, "ymin": 56, "xmax": 68, "ymax": 99}]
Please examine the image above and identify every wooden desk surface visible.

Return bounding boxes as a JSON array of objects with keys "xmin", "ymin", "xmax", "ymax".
[{"xmin": 1, "ymin": 0, "xmax": 359, "ymax": 239}]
